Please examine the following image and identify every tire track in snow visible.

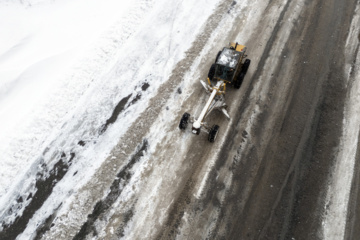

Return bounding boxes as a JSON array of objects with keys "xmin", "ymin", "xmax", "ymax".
[
  {"xmin": 219, "ymin": 0, "xmax": 357, "ymax": 238},
  {"xmin": 144, "ymin": 0, "xmax": 304, "ymax": 237},
  {"xmin": 169, "ymin": 0, "xmax": 306, "ymax": 237},
  {"xmin": 181, "ymin": 0, "xmax": 357, "ymax": 238}
]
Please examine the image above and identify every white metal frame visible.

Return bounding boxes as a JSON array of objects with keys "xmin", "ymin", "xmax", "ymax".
[{"xmin": 191, "ymin": 80, "xmax": 229, "ymax": 135}]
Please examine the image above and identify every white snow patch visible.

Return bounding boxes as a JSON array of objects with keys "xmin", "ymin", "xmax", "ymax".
[{"xmin": 0, "ymin": 0, "xmax": 135, "ymax": 197}]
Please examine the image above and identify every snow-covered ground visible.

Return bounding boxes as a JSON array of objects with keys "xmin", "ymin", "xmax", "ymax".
[
  {"xmin": 0, "ymin": 0, "xmax": 137, "ymax": 196},
  {"xmin": 0, "ymin": 0, "xmax": 226, "ymax": 238},
  {"xmin": 0, "ymin": 0, "xmax": 220, "ymax": 197},
  {"xmin": 1, "ymin": 0, "xmax": 360, "ymax": 239}
]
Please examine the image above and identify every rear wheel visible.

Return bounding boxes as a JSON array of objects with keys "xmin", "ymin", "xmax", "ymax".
[
  {"xmin": 241, "ymin": 59, "xmax": 251, "ymax": 74},
  {"xmin": 208, "ymin": 64, "xmax": 216, "ymax": 80},
  {"xmin": 208, "ymin": 125, "xmax": 220, "ymax": 142},
  {"xmin": 234, "ymin": 72, "xmax": 245, "ymax": 89},
  {"xmin": 179, "ymin": 112, "xmax": 190, "ymax": 130}
]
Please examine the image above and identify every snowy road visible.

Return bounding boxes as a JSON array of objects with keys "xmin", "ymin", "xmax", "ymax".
[{"xmin": 1, "ymin": 0, "xmax": 360, "ymax": 239}]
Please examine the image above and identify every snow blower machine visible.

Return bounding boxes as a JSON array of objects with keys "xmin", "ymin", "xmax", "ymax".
[{"xmin": 179, "ymin": 42, "xmax": 251, "ymax": 142}]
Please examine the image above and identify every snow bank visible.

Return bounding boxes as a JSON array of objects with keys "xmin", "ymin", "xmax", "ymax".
[{"xmin": 0, "ymin": 0, "xmax": 134, "ymax": 197}]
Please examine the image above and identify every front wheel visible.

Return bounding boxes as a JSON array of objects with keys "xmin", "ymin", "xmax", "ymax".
[
  {"xmin": 208, "ymin": 125, "xmax": 220, "ymax": 142},
  {"xmin": 179, "ymin": 112, "xmax": 190, "ymax": 130}
]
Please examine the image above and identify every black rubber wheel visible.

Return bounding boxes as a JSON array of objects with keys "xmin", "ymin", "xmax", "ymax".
[
  {"xmin": 234, "ymin": 72, "xmax": 245, "ymax": 89},
  {"xmin": 179, "ymin": 112, "xmax": 190, "ymax": 130},
  {"xmin": 241, "ymin": 59, "xmax": 251, "ymax": 74},
  {"xmin": 215, "ymin": 51, "xmax": 221, "ymax": 62},
  {"xmin": 208, "ymin": 64, "xmax": 216, "ymax": 80},
  {"xmin": 208, "ymin": 125, "xmax": 220, "ymax": 142}
]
